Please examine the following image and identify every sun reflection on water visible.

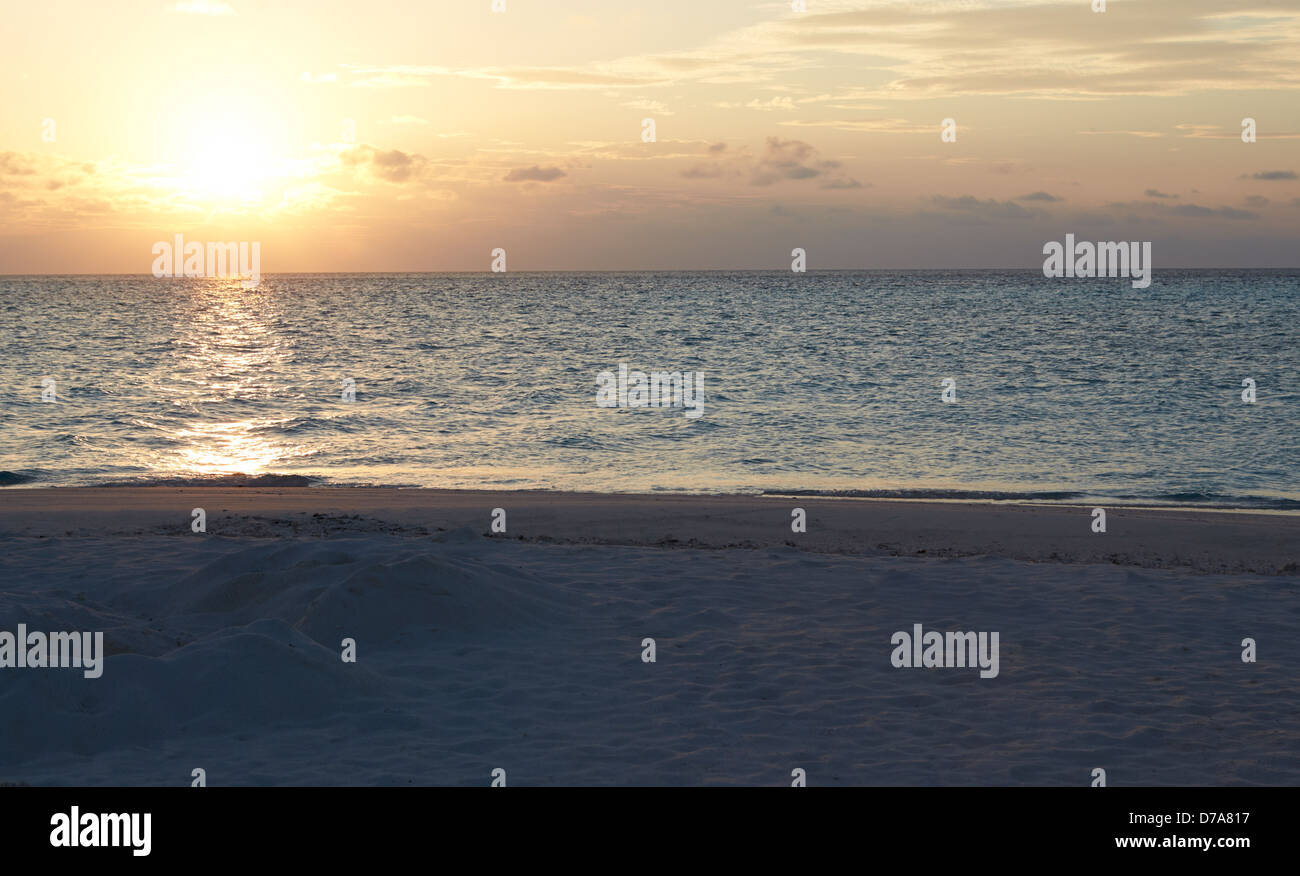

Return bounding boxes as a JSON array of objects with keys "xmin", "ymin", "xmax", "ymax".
[{"xmin": 151, "ymin": 278, "xmax": 300, "ymax": 479}]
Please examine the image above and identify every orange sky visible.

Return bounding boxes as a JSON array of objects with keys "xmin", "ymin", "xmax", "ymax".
[{"xmin": 2, "ymin": 0, "xmax": 1298, "ymax": 271}]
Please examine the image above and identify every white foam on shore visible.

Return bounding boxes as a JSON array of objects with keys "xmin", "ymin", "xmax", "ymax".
[{"xmin": 1, "ymin": 532, "xmax": 1295, "ymax": 786}]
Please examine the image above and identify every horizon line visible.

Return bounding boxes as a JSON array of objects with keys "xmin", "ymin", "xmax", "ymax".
[{"xmin": 4, "ymin": 266, "xmax": 1300, "ymax": 278}]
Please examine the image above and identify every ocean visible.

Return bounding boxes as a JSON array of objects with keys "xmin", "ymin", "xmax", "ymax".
[{"xmin": 2, "ymin": 269, "xmax": 1297, "ymax": 508}]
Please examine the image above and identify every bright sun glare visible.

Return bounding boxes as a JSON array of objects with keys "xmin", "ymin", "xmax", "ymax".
[{"xmin": 180, "ymin": 125, "xmax": 278, "ymax": 204}]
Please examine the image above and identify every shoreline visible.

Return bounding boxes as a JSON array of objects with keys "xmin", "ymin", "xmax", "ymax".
[
  {"xmin": 2, "ymin": 486, "xmax": 1296, "ymax": 576},
  {"xmin": 7, "ymin": 478, "xmax": 1297, "ymax": 515}
]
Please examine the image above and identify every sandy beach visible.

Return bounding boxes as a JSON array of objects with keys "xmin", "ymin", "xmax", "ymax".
[
  {"xmin": 1, "ymin": 487, "xmax": 1296, "ymax": 786},
  {"xmin": 2, "ymin": 486, "xmax": 1298, "ymax": 574}
]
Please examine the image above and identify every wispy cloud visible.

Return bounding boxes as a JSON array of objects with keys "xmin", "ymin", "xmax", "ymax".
[
  {"xmin": 1178, "ymin": 123, "xmax": 1300, "ymax": 140},
  {"xmin": 504, "ymin": 166, "xmax": 567, "ymax": 183},
  {"xmin": 623, "ymin": 99, "xmax": 674, "ymax": 116},
  {"xmin": 716, "ymin": 97, "xmax": 796, "ymax": 111},
  {"xmin": 1169, "ymin": 203, "xmax": 1258, "ymax": 220},
  {"xmin": 1080, "ymin": 130, "xmax": 1164, "ymax": 139},
  {"xmin": 779, "ymin": 117, "xmax": 933, "ymax": 134},
  {"xmin": 930, "ymin": 195, "xmax": 1036, "ymax": 219}
]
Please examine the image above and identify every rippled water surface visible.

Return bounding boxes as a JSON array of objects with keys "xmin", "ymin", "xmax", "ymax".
[{"xmin": 2, "ymin": 270, "xmax": 1297, "ymax": 507}]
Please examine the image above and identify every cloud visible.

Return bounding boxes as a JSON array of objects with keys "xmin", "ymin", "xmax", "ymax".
[
  {"xmin": 930, "ymin": 195, "xmax": 1035, "ymax": 219},
  {"xmin": 779, "ymin": 117, "xmax": 932, "ymax": 134},
  {"xmin": 1079, "ymin": 130, "xmax": 1165, "ymax": 139},
  {"xmin": 339, "ymin": 1, "xmax": 1300, "ymax": 100},
  {"xmin": 504, "ymin": 165, "xmax": 567, "ymax": 183},
  {"xmin": 775, "ymin": 0, "xmax": 1300, "ymax": 98},
  {"xmin": 342, "ymin": 63, "xmax": 667, "ymax": 91},
  {"xmin": 1250, "ymin": 170, "xmax": 1297, "ymax": 180},
  {"xmin": 716, "ymin": 97, "xmax": 796, "ymax": 111},
  {"xmin": 340, "ymin": 145, "xmax": 429, "ymax": 184},
  {"xmin": 750, "ymin": 137, "xmax": 848, "ymax": 186},
  {"xmin": 680, "ymin": 164, "xmax": 725, "ymax": 179},
  {"xmin": 1144, "ymin": 189, "xmax": 1178, "ymax": 199},
  {"xmin": 0, "ymin": 152, "xmax": 38, "ymax": 175},
  {"xmin": 301, "ymin": 72, "xmax": 337, "ymax": 84},
  {"xmin": 1245, "ymin": 195, "xmax": 1270, "ymax": 208},
  {"xmin": 1177, "ymin": 123, "xmax": 1300, "ymax": 140},
  {"xmin": 678, "ymin": 144, "xmax": 733, "ymax": 179},
  {"xmin": 623, "ymin": 99, "xmax": 674, "ymax": 116},
  {"xmin": 0, "ymin": 152, "xmax": 95, "ymax": 195},
  {"xmin": 1169, "ymin": 204, "xmax": 1257, "ymax": 220},
  {"xmin": 675, "ymin": 136, "xmax": 856, "ymax": 188},
  {"xmin": 391, "ymin": 116, "xmax": 430, "ymax": 126},
  {"xmin": 1016, "ymin": 191, "xmax": 1061, "ymax": 202}
]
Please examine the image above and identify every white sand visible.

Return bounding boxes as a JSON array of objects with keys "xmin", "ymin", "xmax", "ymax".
[{"xmin": 0, "ymin": 489, "xmax": 1296, "ymax": 785}]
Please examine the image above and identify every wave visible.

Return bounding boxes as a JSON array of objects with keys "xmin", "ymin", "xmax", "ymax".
[
  {"xmin": 92, "ymin": 473, "xmax": 318, "ymax": 488},
  {"xmin": 766, "ymin": 488, "xmax": 1087, "ymax": 501},
  {"xmin": 762, "ymin": 487, "xmax": 1300, "ymax": 510}
]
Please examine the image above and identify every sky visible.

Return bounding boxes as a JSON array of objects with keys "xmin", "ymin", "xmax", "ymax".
[{"xmin": 1, "ymin": 0, "xmax": 1298, "ymax": 272}]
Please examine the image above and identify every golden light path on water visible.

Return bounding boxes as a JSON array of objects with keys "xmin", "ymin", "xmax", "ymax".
[{"xmin": 152, "ymin": 277, "xmax": 298, "ymax": 479}]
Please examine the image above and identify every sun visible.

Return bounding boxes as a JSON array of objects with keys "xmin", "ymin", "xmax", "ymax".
[{"xmin": 178, "ymin": 123, "xmax": 280, "ymax": 204}]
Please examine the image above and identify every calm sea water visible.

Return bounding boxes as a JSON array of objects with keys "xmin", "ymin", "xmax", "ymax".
[{"xmin": 2, "ymin": 270, "xmax": 1297, "ymax": 508}]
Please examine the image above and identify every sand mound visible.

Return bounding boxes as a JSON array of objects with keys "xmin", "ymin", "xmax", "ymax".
[
  {"xmin": 152, "ymin": 536, "xmax": 568, "ymax": 644},
  {"xmin": 0, "ymin": 619, "xmax": 383, "ymax": 762}
]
